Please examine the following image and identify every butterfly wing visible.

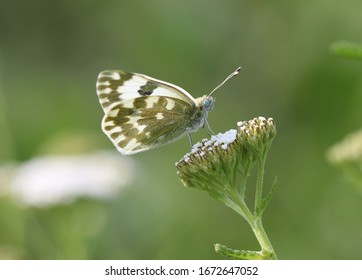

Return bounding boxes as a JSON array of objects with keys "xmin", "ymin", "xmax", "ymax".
[
  {"xmin": 97, "ymin": 70, "xmax": 195, "ymax": 114},
  {"xmin": 96, "ymin": 70, "xmax": 199, "ymax": 155},
  {"xmin": 102, "ymin": 96, "xmax": 197, "ymax": 154}
]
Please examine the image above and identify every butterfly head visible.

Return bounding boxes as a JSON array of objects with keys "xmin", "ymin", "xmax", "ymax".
[
  {"xmin": 195, "ymin": 95, "xmax": 215, "ymax": 114},
  {"xmin": 190, "ymin": 95, "xmax": 215, "ymax": 131},
  {"xmin": 202, "ymin": 95, "xmax": 216, "ymax": 112}
]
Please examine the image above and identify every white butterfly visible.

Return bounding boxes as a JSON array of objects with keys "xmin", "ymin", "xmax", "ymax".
[{"xmin": 96, "ymin": 67, "xmax": 241, "ymax": 155}]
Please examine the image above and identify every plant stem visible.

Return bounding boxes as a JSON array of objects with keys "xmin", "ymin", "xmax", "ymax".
[
  {"xmin": 254, "ymin": 154, "xmax": 266, "ymax": 215},
  {"xmin": 239, "ymin": 160, "xmax": 251, "ymax": 199},
  {"xmin": 226, "ymin": 188, "xmax": 254, "ymax": 222},
  {"xmin": 227, "ymin": 187, "xmax": 277, "ymax": 259},
  {"xmin": 250, "ymin": 216, "xmax": 277, "ymax": 259}
]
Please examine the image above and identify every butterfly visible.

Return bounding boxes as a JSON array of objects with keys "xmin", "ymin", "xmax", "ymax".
[{"xmin": 96, "ymin": 67, "xmax": 241, "ymax": 155}]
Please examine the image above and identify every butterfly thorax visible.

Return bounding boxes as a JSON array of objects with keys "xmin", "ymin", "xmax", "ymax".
[{"xmin": 187, "ymin": 95, "xmax": 215, "ymax": 132}]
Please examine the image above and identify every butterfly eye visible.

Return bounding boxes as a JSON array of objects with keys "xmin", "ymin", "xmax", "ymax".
[{"xmin": 203, "ymin": 97, "xmax": 215, "ymax": 111}]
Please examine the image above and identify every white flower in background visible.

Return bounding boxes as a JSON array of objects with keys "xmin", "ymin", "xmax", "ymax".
[
  {"xmin": 0, "ymin": 151, "xmax": 134, "ymax": 207},
  {"xmin": 327, "ymin": 129, "xmax": 362, "ymax": 164},
  {"xmin": 327, "ymin": 129, "xmax": 362, "ymax": 193}
]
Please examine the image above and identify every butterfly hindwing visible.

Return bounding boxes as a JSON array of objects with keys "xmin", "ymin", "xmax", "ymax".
[{"xmin": 101, "ymin": 96, "xmax": 197, "ymax": 154}]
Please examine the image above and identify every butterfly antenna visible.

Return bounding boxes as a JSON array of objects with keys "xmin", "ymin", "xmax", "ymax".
[{"xmin": 207, "ymin": 66, "xmax": 241, "ymax": 97}]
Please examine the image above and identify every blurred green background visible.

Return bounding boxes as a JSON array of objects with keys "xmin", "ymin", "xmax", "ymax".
[{"xmin": 1, "ymin": 0, "xmax": 362, "ymax": 259}]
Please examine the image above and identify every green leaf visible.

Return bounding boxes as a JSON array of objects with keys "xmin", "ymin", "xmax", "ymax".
[
  {"xmin": 214, "ymin": 243, "xmax": 264, "ymax": 260},
  {"xmin": 260, "ymin": 176, "xmax": 277, "ymax": 214}
]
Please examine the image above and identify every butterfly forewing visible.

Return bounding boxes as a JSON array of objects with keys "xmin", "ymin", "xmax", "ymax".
[{"xmin": 97, "ymin": 70, "xmax": 195, "ymax": 114}]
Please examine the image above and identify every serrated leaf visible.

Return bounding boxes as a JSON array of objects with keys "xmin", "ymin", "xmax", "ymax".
[
  {"xmin": 214, "ymin": 243, "xmax": 264, "ymax": 260},
  {"xmin": 260, "ymin": 176, "xmax": 277, "ymax": 214}
]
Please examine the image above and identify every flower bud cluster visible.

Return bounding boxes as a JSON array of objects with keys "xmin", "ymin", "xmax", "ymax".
[
  {"xmin": 237, "ymin": 117, "xmax": 276, "ymax": 155},
  {"xmin": 176, "ymin": 117, "xmax": 277, "ymax": 200}
]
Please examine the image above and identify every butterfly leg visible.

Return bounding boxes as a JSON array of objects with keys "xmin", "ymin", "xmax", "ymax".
[
  {"xmin": 188, "ymin": 133, "xmax": 193, "ymax": 148},
  {"xmin": 204, "ymin": 120, "xmax": 215, "ymax": 136}
]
